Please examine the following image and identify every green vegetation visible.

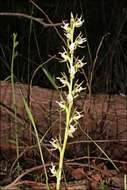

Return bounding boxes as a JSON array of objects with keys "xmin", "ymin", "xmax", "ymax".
[{"xmin": 0, "ymin": 1, "xmax": 126, "ymax": 190}]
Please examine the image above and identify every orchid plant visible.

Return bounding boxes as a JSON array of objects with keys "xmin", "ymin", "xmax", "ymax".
[{"xmin": 50, "ymin": 13, "xmax": 86, "ymax": 190}]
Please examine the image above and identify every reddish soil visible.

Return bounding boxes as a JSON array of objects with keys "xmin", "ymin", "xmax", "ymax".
[{"xmin": 0, "ymin": 81, "xmax": 127, "ymax": 189}]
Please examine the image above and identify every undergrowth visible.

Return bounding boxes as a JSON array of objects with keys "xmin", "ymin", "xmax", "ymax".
[{"xmin": 0, "ymin": 2, "xmax": 126, "ymax": 190}]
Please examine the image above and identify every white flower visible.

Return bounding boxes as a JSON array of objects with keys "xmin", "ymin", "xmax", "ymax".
[
  {"xmin": 77, "ymin": 58, "xmax": 87, "ymax": 68},
  {"xmin": 66, "ymin": 32, "xmax": 71, "ymax": 40},
  {"xmin": 73, "ymin": 111, "xmax": 83, "ymax": 121},
  {"xmin": 61, "ymin": 21, "xmax": 69, "ymax": 31},
  {"xmin": 78, "ymin": 37, "xmax": 86, "ymax": 45},
  {"xmin": 57, "ymin": 77, "xmax": 66, "ymax": 85},
  {"xmin": 75, "ymin": 15, "xmax": 84, "ymax": 28},
  {"xmin": 67, "ymin": 93, "xmax": 73, "ymax": 104},
  {"xmin": 57, "ymin": 75, "xmax": 69, "ymax": 87},
  {"xmin": 50, "ymin": 138, "xmax": 61, "ymax": 151},
  {"xmin": 56, "ymin": 100, "xmax": 67, "ymax": 111},
  {"xmin": 69, "ymin": 65, "xmax": 76, "ymax": 77},
  {"xmin": 75, "ymin": 86, "xmax": 85, "ymax": 94},
  {"xmin": 68, "ymin": 125, "xmax": 77, "ymax": 137},
  {"xmin": 69, "ymin": 43, "xmax": 75, "ymax": 52},
  {"xmin": 72, "ymin": 83, "xmax": 85, "ymax": 99},
  {"xmin": 50, "ymin": 162, "xmax": 57, "ymax": 176},
  {"xmin": 70, "ymin": 12, "xmax": 75, "ymax": 25},
  {"xmin": 59, "ymin": 51, "xmax": 68, "ymax": 62},
  {"xmin": 74, "ymin": 57, "xmax": 87, "ymax": 72},
  {"xmin": 57, "ymin": 73, "xmax": 69, "ymax": 87},
  {"xmin": 75, "ymin": 33, "xmax": 87, "ymax": 48}
]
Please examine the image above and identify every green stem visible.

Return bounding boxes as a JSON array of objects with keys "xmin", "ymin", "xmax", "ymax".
[
  {"xmin": 56, "ymin": 101, "xmax": 72, "ymax": 190},
  {"xmin": 11, "ymin": 34, "xmax": 20, "ymax": 174},
  {"xmin": 56, "ymin": 25, "xmax": 75, "ymax": 190},
  {"xmin": 56, "ymin": 127, "xmax": 68, "ymax": 190}
]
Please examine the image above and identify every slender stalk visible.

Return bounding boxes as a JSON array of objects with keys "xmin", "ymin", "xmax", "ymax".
[
  {"xmin": 11, "ymin": 33, "xmax": 20, "ymax": 174},
  {"xmin": 56, "ymin": 128, "xmax": 68, "ymax": 190},
  {"xmin": 48, "ymin": 14, "xmax": 86, "ymax": 190},
  {"xmin": 56, "ymin": 90, "xmax": 74, "ymax": 189},
  {"xmin": 56, "ymin": 24, "xmax": 75, "ymax": 190}
]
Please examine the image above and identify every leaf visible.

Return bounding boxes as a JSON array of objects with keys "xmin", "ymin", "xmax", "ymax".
[{"xmin": 42, "ymin": 67, "xmax": 58, "ymax": 90}]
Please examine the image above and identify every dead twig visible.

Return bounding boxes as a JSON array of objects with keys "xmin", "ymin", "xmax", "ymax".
[
  {"xmin": 0, "ymin": 12, "xmax": 62, "ymax": 27},
  {"xmin": 30, "ymin": 0, "xmax": 66, "ymax": 44}
]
